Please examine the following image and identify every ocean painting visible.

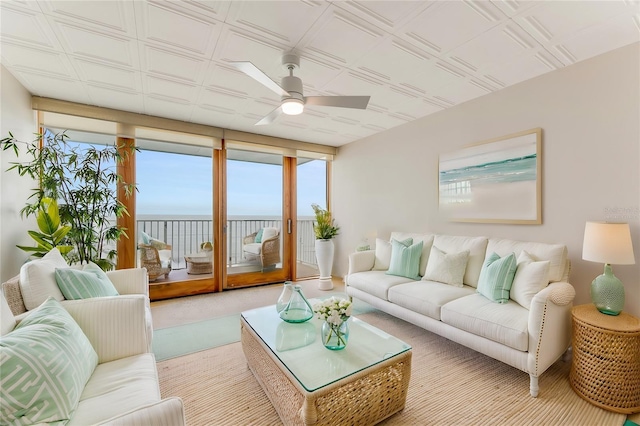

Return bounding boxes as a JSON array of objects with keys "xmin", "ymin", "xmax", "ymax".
[{"xmin": 439, "ymin": 129, "xmax": 541, "ymax": 224}]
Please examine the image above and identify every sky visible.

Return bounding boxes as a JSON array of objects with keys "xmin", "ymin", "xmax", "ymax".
[
  {"xmin": 136, "ymin": 149, "xmax": 326, "ymax": 217},
  {"xmin": 60, "ymin": 137, "xmax": 327, "ymax": 218}
]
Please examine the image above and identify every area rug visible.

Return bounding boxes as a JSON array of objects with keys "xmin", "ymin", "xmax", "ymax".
[
  {"xmin": 152, "ymin": 298, "xmax": 377, "ymax": 361},
  {"xmin": 157, "ymin": 309, "xmax": 628, "ymax": 426},
  {"xmin": 152, "ymin": 314, "xmax": 240, "ymax": 361}
]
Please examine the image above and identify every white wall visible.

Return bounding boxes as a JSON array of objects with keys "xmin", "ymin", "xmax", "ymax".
[
  {"xmin": 1, "ymin": 65, "xmax": 38, "ymax": 281},
  {"xmin": 333, "ymin": 43, "xmax": 640, "ymax": 317}
]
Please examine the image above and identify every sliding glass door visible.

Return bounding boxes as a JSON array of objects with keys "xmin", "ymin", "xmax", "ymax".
[
  {"xmin": 136, "ymin": 140, "xmax": 214, "ymax": 285},
  {"xmin": 225, "ymin": 147, "xmax": 288, "ymax": 288},
  {"xmin": 296, "ymin": 157, "xmax": 327, "ymax": 280}
]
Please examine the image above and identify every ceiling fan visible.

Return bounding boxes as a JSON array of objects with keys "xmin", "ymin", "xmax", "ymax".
[{"xmin": 229, "ymin": 53, "xmax": 371, "ymax": 125}]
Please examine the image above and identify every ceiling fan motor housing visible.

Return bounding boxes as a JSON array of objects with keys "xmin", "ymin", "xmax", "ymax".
[{"xmin": 281, "ymin": 75, "xmax": 303, "ymax": 101}]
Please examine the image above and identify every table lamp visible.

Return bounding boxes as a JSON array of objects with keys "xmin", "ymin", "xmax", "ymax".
[{"xmin": 582, "ymin": 221, "xmax": 635, "ymax": 315}]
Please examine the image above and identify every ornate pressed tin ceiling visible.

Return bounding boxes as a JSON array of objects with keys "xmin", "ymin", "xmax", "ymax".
[{"xmin": 1, "ymin": 1, "xmax": 638, "ymax": 146}]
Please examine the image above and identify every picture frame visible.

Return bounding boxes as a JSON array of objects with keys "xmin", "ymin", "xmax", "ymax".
[{"xmin": 439, "ymin": 128, "xmax": 542, "ymax": 224}]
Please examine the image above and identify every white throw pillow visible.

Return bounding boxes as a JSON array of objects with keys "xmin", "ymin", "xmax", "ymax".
[
  {"xmin": 19, "ymin": 248, "xmax": 69, "ymax": 310},
  {"xmin": 510, "ymin": 251, "xmax": 550, "ymax": 309},
  {"xmin": 261, "ymin": 227, "xmax": 278, "ymax": 241},
  {"xmin": 0, "ymin": 290, "xmax": 16, "ymax": 336},
  {"xmin": 423, "ymin": 245, "xmax": 470, "ymax": 287},
  {"xmin": 372, "ymin": 238, "xmax": 392, "ymax": 271}
]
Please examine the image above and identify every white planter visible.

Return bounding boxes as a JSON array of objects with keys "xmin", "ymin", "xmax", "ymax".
[{"xmin": 315, "ymin": 239, "xmax": 334, "ymax": 290}]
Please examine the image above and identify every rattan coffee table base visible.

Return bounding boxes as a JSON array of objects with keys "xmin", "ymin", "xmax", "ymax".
[{"xmin": 240, "ymin": 319, "xmax": 412, "ymax": 425}]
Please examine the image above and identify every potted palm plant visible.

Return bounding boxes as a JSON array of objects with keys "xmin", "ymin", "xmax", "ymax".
[
  {"xmin": 1, "ymin": 130, "xmax": 135, "ymax": 270},
  {"xmin": 311, "ymin": 203, "xmax": 339, "ymax": 290}
]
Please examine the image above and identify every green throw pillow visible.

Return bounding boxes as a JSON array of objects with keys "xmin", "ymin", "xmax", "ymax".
[
  {"xmin": 386, "ymin": 238, "xmax": 423, "ymax": 280},
  {"xmin": 0, "ymin": 297, "xmax": 98, "ymax": 425},
  {"xmin": 477, "ymin": 252, "xmax": 517, "ymax": 303},
  {"xmin": 55, "ymin": 262, "xmax": 119, "ymax": 300},
  {"xmin": 255, "ymin": 228, "xmax": 264, "ymax": 243},
  {"xmin": 140, "ymin": 231, "xmax": 151, "ymax": 245}
]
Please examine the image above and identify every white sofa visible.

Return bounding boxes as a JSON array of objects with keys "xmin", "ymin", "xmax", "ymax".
[
  {"xmin": 1, "ymin": 266, "xmax": 185, "ymax": 425},
  {"xmin": 346, "ymin": 232, "xmax": 576, "ymax": 397}
]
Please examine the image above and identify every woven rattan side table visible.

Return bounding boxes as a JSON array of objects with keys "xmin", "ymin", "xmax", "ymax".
[{"xmin": 569, "ymin": 304, "xmax": 640, "ymax": 414}]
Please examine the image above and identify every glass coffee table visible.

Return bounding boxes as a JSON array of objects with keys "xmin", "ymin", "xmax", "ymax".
[{"xmin": 240, "ymin": 302, "xmax": 412, "ymax": 425}]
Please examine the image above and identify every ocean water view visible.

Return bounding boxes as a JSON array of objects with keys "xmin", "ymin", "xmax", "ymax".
[
  {"xmin": 137, "ymin": 215, "xmax": 316, "ymax": 269},
  {"xmin": 439, "ymin": 154, "xmax": 537, "ymax": 186}
]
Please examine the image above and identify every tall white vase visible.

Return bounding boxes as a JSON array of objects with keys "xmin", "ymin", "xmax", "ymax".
[{"xmin": 315, "ymin": 239, "xmax": 334, "ymax": 290}]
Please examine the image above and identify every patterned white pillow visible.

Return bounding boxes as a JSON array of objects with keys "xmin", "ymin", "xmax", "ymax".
[
  {"xmin": 19, "ymin": 248, "xmax": 69, "ymax": 310},
  {"xmin": 0, "ymin": 297, "xmax": 98, "ymax": 424},
  {"xmin": 423, "ymin": 245, "xmax": 470, "ymax": 287},
  {"xmin": 511, "ymin": 251, "xmax": 550, "ymax": 309}
]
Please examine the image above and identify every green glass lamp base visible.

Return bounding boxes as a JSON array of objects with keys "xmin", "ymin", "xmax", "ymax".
[{"xmin": 591, "ymin": 264, "xmax": 625, "ymax": 316}]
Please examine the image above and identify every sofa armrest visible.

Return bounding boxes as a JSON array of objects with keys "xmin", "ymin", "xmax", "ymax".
[
  {"xmin": 62, "ymin": 295, "xmax": 150, "ymax": 363},
  {"xmin": 2, "ymin": 275, "xmax": 27, "ymax": 316},
  {"xmin": 106, "ymin": 268, "xmax": 149, "ymax": 296},
  {"xmin": 527, "ymin": 281, "xmax": 576, "ymax": 375},
  {"xmin": 348, "ymin": 250, "xmax": 375, "ymax": 275},
  {"xmin": 97, "ymin": 397, "xmax": 186, "ymax": 426}
]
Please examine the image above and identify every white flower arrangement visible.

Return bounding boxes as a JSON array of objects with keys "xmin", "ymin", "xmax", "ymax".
[{"xmin": 313, "ymin": 297, "xmax": 353, "ymax": 326}]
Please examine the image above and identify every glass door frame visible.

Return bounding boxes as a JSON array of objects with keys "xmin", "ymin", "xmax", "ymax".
[{"xmin": 223, "ymin": 144, "xmax": 295, "ymax": 289}]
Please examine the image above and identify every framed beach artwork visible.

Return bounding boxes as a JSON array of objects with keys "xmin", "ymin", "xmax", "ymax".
[{"xmin": 439, "ymin": 128, "xmax": 542, "ymax": 224}]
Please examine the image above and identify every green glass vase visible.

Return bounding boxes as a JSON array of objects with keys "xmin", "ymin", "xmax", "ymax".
[
  {"xmin": 276, "ymin": 282, "xmax": 313, "ymax": 323},
  {"xmin": 591, "ymin": 264, "xmax": 625, "ymax": 316}
]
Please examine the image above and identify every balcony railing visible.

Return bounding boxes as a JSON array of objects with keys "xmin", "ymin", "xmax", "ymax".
[{"xmin": 137, "ymin": 217, "xmax": 317, "ymax": 270}]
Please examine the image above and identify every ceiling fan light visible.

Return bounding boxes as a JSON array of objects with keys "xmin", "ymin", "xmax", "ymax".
[{"xmin": 281, "ymin": 99, "xmax": 304, "ymax": 115}]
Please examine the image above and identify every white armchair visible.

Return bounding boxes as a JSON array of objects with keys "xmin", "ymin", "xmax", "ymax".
[
  {"xmin": 1, "ymin": 284, "xmax": 185, "ymax": 425},
  {"xmin": 3, "ymin": 267, "xmax": 154, "ymax": 352},
  {"xmin": 242, "ymin": 227, "xmax": 281, "ymax": 268}
]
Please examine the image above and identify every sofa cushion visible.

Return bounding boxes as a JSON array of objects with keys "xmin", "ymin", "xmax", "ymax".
[
  {"xmin": 19, "ymin": 247, "xmax": 68, "ymax": 310},
  {"xmin": 149, "ymin": 238, "xmax": 169, "ymax": 250},
  {"xmin": 69, "ymin": 353, "xmax": 160, "ymax": 426},
  {"xmin": 262, "ymin": 227, "xmax": 278, "ymax": 241},
  {"xmin": 390, "ymin": 232, "xmax": 435, "ymax": 276},
  {"xmin": 347, "ymin": 271, "xmax": 413, "ymax": 301},
  {"xmin": 510, "ymin": 251, "xmax": 550, "ymax": 309},
  {"xmin": 372, "ymin": 238, "xmax": 392, "ymax": 270},
  {"xmin": 432, "ymin": 235, "xmax": 488, "ymax": 287},
  {"xmin": 423, "ymin": 245, "xmax": 469, "ymax": 287},
  {"xmin": 476, "ymin": 252, "xmax": 517, "ymax": 304},
  {"xmin": 389, "ymin": 281, "xmax": 476, "ymax": 320},
  {"xmin": 243, "ymin": 242, "xmax": 262, "ymax": 255},
  {"xmin": 441, "ymin": 294, "xmax": 529, "ymax": 351},
  {"xmin": 486, "ymin": 238, "xmax": 567, "ymax": 283},
  {"xmin": 373, "ymin": 237, "xmax": 412, "ymax": 271},
  {"xmin": 140, "ymin": 231, "xmax": 151, "ymax": 244},
  {"xmin": 55, "ymin": 262, "xmax": 120, "ymax": 300},
  {"xmin": 255, "ymin": 228, "xmax": 264, "ymax": 243},
  {"xmin": 0, "ymin": 290, "xmax": 16, "ymax": 336},
  {"xmin": 0, "ymin": 297, "xmax": 98, "ymax": 425},
  {"xmin": 386, "ymin": 238, "xmax": 423, "ymax": 280}
]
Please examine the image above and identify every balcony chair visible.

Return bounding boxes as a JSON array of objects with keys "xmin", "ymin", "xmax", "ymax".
[
  {"xmin": 242, "ymin": 227, "xmax": 281, "ymax": 269},
  {"xmin": 138, "ymin": 244, "xmax": 172, "ymax": 281}
]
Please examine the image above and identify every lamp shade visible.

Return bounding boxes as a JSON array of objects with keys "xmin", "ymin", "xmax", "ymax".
[{"xmin": 582, "ymin": 221, "xmax": 635, "ymax": 265}]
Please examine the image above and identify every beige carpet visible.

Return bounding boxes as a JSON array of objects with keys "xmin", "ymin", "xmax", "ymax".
[{"xmin": 157, "ymin": 307, "xmax": 629, "ymax": 426}]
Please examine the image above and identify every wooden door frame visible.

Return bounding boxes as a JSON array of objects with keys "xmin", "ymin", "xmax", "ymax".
[{"xmin": 224, "ymin": 153, "xmax": 294, "ymax": 289}]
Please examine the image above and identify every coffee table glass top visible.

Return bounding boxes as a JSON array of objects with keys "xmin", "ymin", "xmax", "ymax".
[{"xmin": 241, "ymin": 302, "xmax": 411, "ymax": 392}]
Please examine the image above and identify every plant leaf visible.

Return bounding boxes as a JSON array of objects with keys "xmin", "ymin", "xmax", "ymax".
[
  {"xmin": 27, "ymin": 231, "xmax": 54, "ymax": 250},
  {"xmin": 52, "ymin": 225, "xmax": 72, "ymax": 244}
]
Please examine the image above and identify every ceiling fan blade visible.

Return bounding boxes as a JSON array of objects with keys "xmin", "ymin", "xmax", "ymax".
[
  {"xmin": 228, "ymin": 61, "xmax": 290, "ymax": 97},
  {"xmin": 255, "ymin": 106, "xmax": 283, "ymax": 125},
  {"xmin": 304, "ymin": 96, "xmax": 370, "ymax": 109}
]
